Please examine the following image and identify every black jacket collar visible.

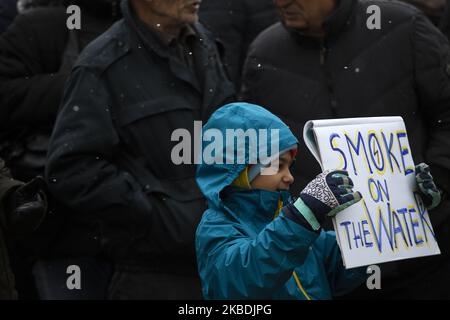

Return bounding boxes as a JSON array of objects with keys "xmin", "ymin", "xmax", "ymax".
[
  {"xmin": 286, "ymin": 0, "xmax": 357, "ymax": 44},
  {"xmin": 120, "ymin": 0, "xmax": 203, "ymax": 59}
]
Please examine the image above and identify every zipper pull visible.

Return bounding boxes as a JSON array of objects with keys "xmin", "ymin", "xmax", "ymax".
[{"xmin": 320, "ymin": 43, "xmax": 327, "ymax": 66}]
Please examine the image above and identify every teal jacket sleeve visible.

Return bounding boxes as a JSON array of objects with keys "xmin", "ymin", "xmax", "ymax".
[
  {"xmin": 320, "ymin": 231, "xmax": 367, "ymax": 297},
  {"xmin": 195, "ymin": 209, "xmax": 320, "ymax": 299}
]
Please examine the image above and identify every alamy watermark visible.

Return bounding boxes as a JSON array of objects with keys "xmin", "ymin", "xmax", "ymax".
[
  {"xmin": 66, "ymin": 265, "xmax": 81, "ymax": 290},
  {"xmin": 366, "ymin": 5, "xmax": 381, "ymax": 30},
  {"xmin": 366, "ymin": 265, "xmax": 381, "ymax": 290},
  {"xmin": 171, "ymin": 121, "xmax": 281, "ymax": 175},
  {"xmin": 66, "ymin": 5, "xmax": 81, "ymax": 30},
  {"xmin": 65, "ymin": 3, "xmax": 383, "ymax": 31},
  {"xmin": 65, "ymin": 264, "xmax": 381, "ymax": 292}
]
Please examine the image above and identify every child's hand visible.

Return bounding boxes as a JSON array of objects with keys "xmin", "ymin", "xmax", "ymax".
[
  {"xmin": 415, "ymin": 163, "xmax": 441, "ymax": 210},
  {"xmin": 292, "ymin": 170, "xmax": 362, "ymax": 231}
]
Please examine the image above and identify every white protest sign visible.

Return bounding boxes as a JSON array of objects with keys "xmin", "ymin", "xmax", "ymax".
[{"xmin": 303, "ymin": 117, "xmax": 441, "ymax": 269}]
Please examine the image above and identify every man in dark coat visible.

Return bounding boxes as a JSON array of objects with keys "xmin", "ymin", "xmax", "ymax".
[
  {"xmin": 0, "ymin": 0, "xmax": 121, "ymax": 182},
  {"xmin": 0, "ymin": 0, "xmax": 121, "ymax": 299},
  {"xmin": 0, "ymin": 158, "xmax": 47, "ymax": 299},
  {"xmin": 241, "ymin": 0, "xmax": 450, "ymax": 299},
  {"xmin": 45, "ymin": 0, "xmax": 235, "ymax": 299},
  {"xmin": 199, "ymin": 0, "xmax": 279, "ymax": 90}
]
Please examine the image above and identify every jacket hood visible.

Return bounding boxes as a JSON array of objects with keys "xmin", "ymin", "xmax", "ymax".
[{"xmin": 196, "ymin": 102, "xmax": 298, "ymax": 210}]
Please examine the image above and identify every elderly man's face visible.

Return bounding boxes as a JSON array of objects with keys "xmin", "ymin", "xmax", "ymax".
[
  {"xmin": 274, "ymin": 0, "xmax": 334, "ymax": 31},
  {"xmin": 145, "ymin": 0, "xmax": 202, "ymax": 25}
]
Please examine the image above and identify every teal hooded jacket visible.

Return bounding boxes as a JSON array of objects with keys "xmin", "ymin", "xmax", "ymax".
[{"xmin": 195, "ymin": 103, "xmax": 366, "ymax": 300}]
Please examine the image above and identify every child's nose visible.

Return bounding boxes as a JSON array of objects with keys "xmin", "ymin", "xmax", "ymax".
[{"xmin": 283, "ymin": 171, "xmax": 295, "ymax": 185}]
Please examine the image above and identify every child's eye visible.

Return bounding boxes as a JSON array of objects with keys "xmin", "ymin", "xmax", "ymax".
[{"xmin": 289, "ymin": 159, "xmax": 296, "ymax": 170}]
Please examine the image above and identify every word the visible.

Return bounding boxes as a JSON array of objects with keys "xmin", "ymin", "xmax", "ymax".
[{"xmin": 339, "ymin": 187, "xmax": 436, "ymax": 253}]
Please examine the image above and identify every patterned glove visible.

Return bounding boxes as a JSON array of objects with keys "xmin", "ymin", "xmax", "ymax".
[
  {"xmin": 292, "ymin": 170, "xmax": 362, "ymax": 231},
  {"xmin": 415, "ymin": 163, "xmax": 441, "ymax": 210}
]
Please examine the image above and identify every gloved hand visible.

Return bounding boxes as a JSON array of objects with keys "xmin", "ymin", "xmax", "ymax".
[
  {"xmin": 5, "ymin": 176, "xmax": 48, "ymax": 235},
  {"xmin": 292, "ymin": 170, "xmax": 362, "ymax": 231},
  {"xmin": 415, "ymin": 163, "xmax": 441, "ymax": 210}
]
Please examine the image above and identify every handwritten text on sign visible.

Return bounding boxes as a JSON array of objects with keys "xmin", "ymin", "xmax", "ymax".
[{"xmin": 307, "ymin": 118, "xmax": 440, "ymax": 268}]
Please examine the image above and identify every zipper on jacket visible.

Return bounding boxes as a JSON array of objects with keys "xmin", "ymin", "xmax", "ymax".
[
  {"xmin": 293, "ymin": 271, "xmax": 312, "ymax": 300},
  {"xmin": 273, "ymin": 200, "xmax": 312, "ymax": 300},
  {"xmin": 320, "ymin": 42, "xmax": 327, "ymax": 66},
  {"xmin": 319, "ymin": 40, "xmax": 338, "ymax": 117}
]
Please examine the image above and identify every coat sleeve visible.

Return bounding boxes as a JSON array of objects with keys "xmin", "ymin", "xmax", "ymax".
[
  {"xmin": 318, "ymin": 231, "xmax": 367, "ymax": 297},
  {"xmin": 413, "ymin": 13, "xmax": 450, "ymax": 195},
  {"xmin": 0, "ymin": 158, "xmax": 23, "ymax": 199},
  {"xmin": 45, "ymin": 67, "xmax": 153, "ymax": 224},
  {"xmin": 195, "ymin": 209, "xmax": 320, "ymax": 299},
  {"xmin": 0, "ymin": 9, "xmax": 69, "ymax": 129},
  {"xmin": 0, "ymin": 158, "xmax": 23, "ymax": 226}
]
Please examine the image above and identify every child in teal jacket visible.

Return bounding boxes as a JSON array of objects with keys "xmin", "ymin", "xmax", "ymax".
[{"xmin": 195, "ymin": 103, "xmax": 441, "ymax": 300}]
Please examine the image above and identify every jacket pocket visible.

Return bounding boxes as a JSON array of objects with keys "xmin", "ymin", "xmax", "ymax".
[
  {"xmin": 115, "ymin": 97, "xmax": 200, "ymax": 180},
  {"xmin": 143, "ymin": 179, "xmax": 207, "ymax": 256}
]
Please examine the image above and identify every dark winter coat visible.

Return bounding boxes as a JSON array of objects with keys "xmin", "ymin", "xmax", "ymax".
[
  {"xmin": 0, "ymin": 0, "xmax": 17, "ymax": 34},
  {"xmin": 440, "ymin": 0, "xmax": 450, "ymax": 39},
  {"xmin": 0, "ymin": 5, "xmax": 119, "ymax": 181},
  {"xmin": 241, "ymin": 0, "xmax": 450, "ymax": 298},
  {"xmin": 0, "ymin": 158, "xmax": 22, "ymax": 300},
  {"xmin": 396, "ymin": 0, "xmax": 447, "ymax": 25},
  {"xmin": 45, "ymin": 0, "xmax": 234, "ymax": 282},
  {"xmin": 199, "ymin": 0, "xmax": 278, "ymax": 89}
]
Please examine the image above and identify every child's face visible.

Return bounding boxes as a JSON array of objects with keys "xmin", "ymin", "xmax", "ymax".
[{"xmin": 250, "ymin": 151, "xmax": 295, "ymax": 191}]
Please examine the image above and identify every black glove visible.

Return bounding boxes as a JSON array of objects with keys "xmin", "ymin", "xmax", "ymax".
[
  {"xmin": 5, "ymin": 176, "xmax": 48, "ymax": 235},
  {"xmin": 291, "ymin": 170, "xmax": 362, "ymax": 231},
  {"xmin": 415, "ymin": 163, "xmax": 442, "ymax": 210}
]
